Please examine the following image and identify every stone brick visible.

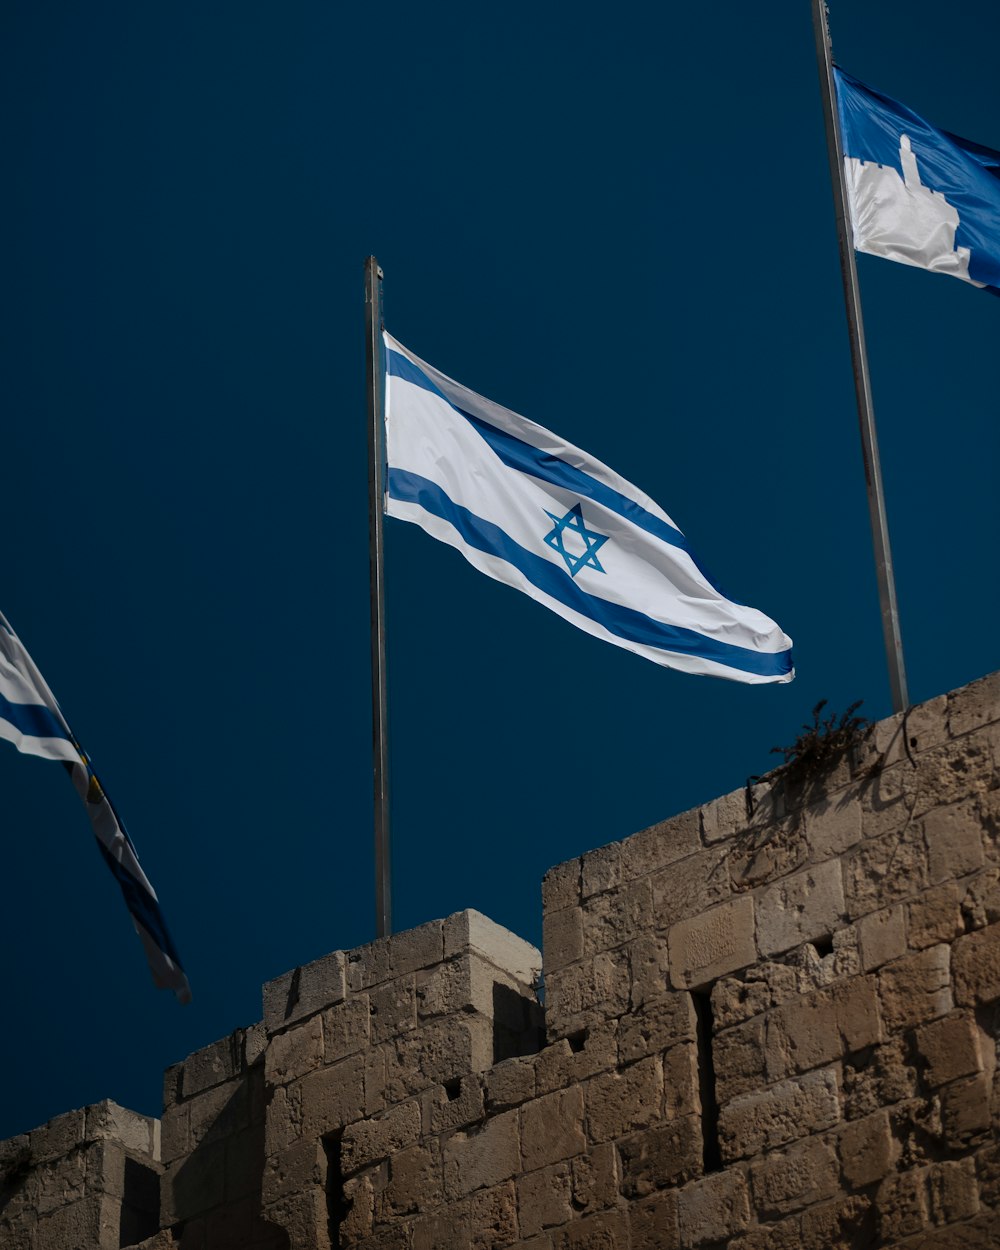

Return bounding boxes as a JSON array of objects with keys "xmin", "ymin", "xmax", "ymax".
[
  {"xmin": 34, "ymin": 1195, "xmax": 119, "ymax": 1250},
  {"xmin": 263, "ymin": 1186, "xmax": 328, "ymax": 1250},
  {"xmin": 952, "ymin": 921, "xmax": 1000, "ymax": 1005},
  {"xmin": 841, "ymin": 1036, "xmax": 916, "ymax": 1120},
  {"xmin": 627, "ymin": 1189, "xmax": 680, "ymax": 1250},
  {"xmin": 877, "ymin": 1170, "xmax": 929, "ymax": 1242},
  {"xmin": 728, "ymin": 1219, "xmax": 802, "ymax": 1250},
  {"xmin": 296, "ymin": 1052, "xmax": 366, "ymax": 1138},
  {"xmin": 664, "ymin": 1043, "xmax": 700, "ymax": 1121},
  {"xmin": 844, "ymin": 821, "xmax": 929, "ymax": 917},
  {"xmin": 84, "ymin": 1100, "xmax": 156, "ymax": 1157},
  {"xmin": 544, "ymin": 950, "xmax": 630, "ymax": 1040},
  {"xmin": 28, "ymin": 1110, "xmax": 85, "ymax": 1165},
  {"xmin": 394, "ymin": 1012, "xmax": 494, "ymax": 1093},
  {"xmin": 341, "ymin": 1099, "xmax": 422, "ymax": 1174},
  {"xmin": 621, "ymin": 809, "xmax": 701, "ymax": 880},
  {"xmin": 907, "ymin": 883, "xmax": 963, "ymax": 949},
  {"xmin": 651, "ymin": 847, "xmax": 731, "ymax": 930},
  {"xmin": 914, "ymin": 730, "xmax": 998, "ymax": 818},
  {"xmin": 383, "ymin": 1142, "xmax": 442, "ymax": 1216},
  {"xmin": 928, "ymin": 1157, "xmax": 980, "ymax": 1225},
  {"xmin": 857, "ymin": 906, "xmax": 907, "ymax": 971},
  {"xmin": 879, "ymin": 945, "xmax": 953, "ymax": 1031},
  {"xmin": 484, "ymin": 1058, "xmax": 535, "ymax": 1112},
  {"xmin": 162, "ymin": 1138, "xmax": 226, "ymax": 1224},
  {"xmin": 264, "ymin": 1017, "xmax": 323, "ymax": 1086},
  {"xmin": 756, "ymin": 859, "xmax": 845, "ymax": 957},
  {"xmin": 553, "ymin": 1207, "xmax": 629, "ymax": 1250},
  {"xmin": 533, "ymin": 1022, "xmax": 618, "ymax": 1096},
  {"xmin": 618, "ymin": 1117, "xmax": 701, "ymax": 1196},
  {"xmin": 700, "ymin": 789, "xmax": 748, "ymax": 844},
  {"xmin": 713, "ymin": 1016, "xmax": 767, "ymax": 1102},
  {"xmin": 729, "ymin": 820, "xmax": 809, "ymax": 891},
  {"xmin": 799, "ymin": 1194, "xmax": 874, "ymax": 1250},
  {"xmin": 322, "ymin": 995, "xmax": 371, "ymax": 1063},
  {"xmin": 542, "ymin": 907, "xmax": 583, "ymax": 973},
  {"xmin": 263, "ymin": 950, "xmax": 346, "ymax": 1033},
  {"xmin": 181, "ymin": 1034, "xmax": 242, "ymax": 1099},
  {"xmin": 718, "ymin": 1069, "xmax": 840, "ymax": 1161},
  {"xmin": 915, "ymin": 1012, "xmax": 984, "ymax": 1087},
  {"xmin": 423, "ymin": 1074, "xmax": 485, "ymax": 1135},
  {"xmin": 369, "ymin": 977, "xmax": 417, "ymax": 1043},
  {"xmin": 581, "ymin": 843, "xmax": 622, "ymax": 899},
  {"xmin": 618, "ymin": 993, "xmax": 697, "ymax": 1065},
  {"xmin": 262, "ymin": 1136, "xmax": 324, "ymax": 1203},
  {"xmin": 948, "ymin": 670, "xmax": 1000, "ymax": 738},
  {"xmin": 185, "ymin": 1077, "xmax": 250, "ymax": 1150},
  {"xmin": 838, "ymin": 1109, "xmax": 896, "ymax": 1187},
  {"xmin": 678, "ymin": 1169, "xmax": 751, "ymax": 1246},
  {"xmin": 542, "ymin": 859, "xmax": 580, "ymax": 914},
  {"xmin": 668, "ymin": 896, "xmax": 756, "ymax": 988},
  {"xmin": 443, "ymin": 1110, "xmax": 520, "ymax": 1200},
  {"xmin": 582, "ymin": 877, "xmax": 654, "ymax": 959},
  {"xmin": 750, "ymin": 1134, "xmax": 839, "ymax": 1217},
  {"xmin": 627, "ymin": 932, "xmax": 670, "ymax": 1011},
  {"xmin": 804, "ymin": 794, "xmax": 863, "ymax": 858},
  {"xmin": 520, "ymin": 1087, "xmax": 585, "ymax": 1171},
  {"xmin": 710, "ymin": 962, "xmax": 798, "ymax": 1029},
  {"xmin": 764, "ymin": 976, "xmax": 882, "ymax": 1080},
  {"xmin": 584, "ymin": 1056, "xmax": 663, "ymax": 1144},
  {"xmin": 570, "ymin": 1142, "xmax": 619, "ymax": 1214},
  {"xmin": 923, "ymin": 801, "xmax": 986, "ymax": 884},
  {"xmin": 941, "ymin": 1072, "xmax": 993, "ymax": 1146},
  {"xmin": 516, "ymin": 1164, "xmax": 572, "ymax": 1238},
  {"xmin": 903, "ymin": 692, "xmax": 950, "ymax": 754}
]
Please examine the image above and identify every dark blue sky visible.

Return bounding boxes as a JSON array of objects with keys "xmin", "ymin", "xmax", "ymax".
[{"xmin": 2, "ymin": 1, "xmax": 998, "ymax": 1140}]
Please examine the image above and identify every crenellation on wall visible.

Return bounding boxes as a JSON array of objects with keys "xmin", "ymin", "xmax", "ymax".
[{"xmin": 5, "ymin": 669, "xmax": 1000, "ymax": 1247}]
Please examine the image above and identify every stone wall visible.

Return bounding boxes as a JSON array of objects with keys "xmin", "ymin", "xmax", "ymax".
[{"xmin": 4, "ymin": 670, "xmax": 1000, "ymax": 1248}]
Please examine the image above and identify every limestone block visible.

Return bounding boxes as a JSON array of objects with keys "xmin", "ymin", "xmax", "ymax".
[
  {"xmin": 85, "ymin": 1100, "xmax": 157, "ymax": 1159},
  {"xmin": 341, "ymin": 1099, "xmax": 422, "ymax": 1175},
  {"xmin": 804, "ymin": 794, "xmax": 863, "ymax": 859},
  {"xmin": 841, "ymin": 1036, "xmax": 916, "ymax": 1120},
  {"xmin": 542, "ymin": 859, "xmax": 580, "ymax": 914},
  {"xmin": 262, "ymin": 1136, "xmax": 324, "ymax": 1204},
  {"xmin": 28, "ymin": 1109, "xmax": 85, "ymax": 1164},
  {"xmin": 717, "ymin": 1069, "xmax": 840, "ymax": 1162},
  {"xmin": 581, "ymin": 842, "xmax": 622, "ymax": 900},
  {"xmin": 416, "ymin": 951, "xmax": 530, "ymax": 1025},
  {"xmin": 916, "ymin": 1013, "xmax": 985, "ymax": 1088},
  {"xmin": 677, "ymin": 1169, "xmax": 751, "ymax": 1246},
  {"xmin": 749, "ymin": 1134, "xmax": 839, "ymax": 1217},
  {"xmin": 516, "ymin": 1163, "xmax": 572, "ymax": 1238},
  {"xmin": 542, "ymin": 907, "xmax": 583, "ymax": 973},
  {"xmin": 627, "ymin": 932, "xmax": 670, "ymax": 1011},
  {"xmin": 264, "ymin": 1016, "xmax": 323, "ymax": 1087},
  {"xmin": 710, "ymin": 961, "xmax": 798, "ymax": 1030},
  {"xmin": 159, "ymin": 1103, "xmax": 189, "ymax": 1165},
  {"xmin": 582, "ymin": 877, "xmax": 654, "ymax": 960},
  {"xmin": 484, "ymin": 1058, "xmax": 536, "ymax": 1112},
  {"xmin": 857, "ymin": 906, "xmax": 906, "ymax": 971},
  {"xmin": 756, "ymin": 859, "xmax": 845, "ymax": 958},
  {"xmin": 295, "ymin": 1053, "xmax": 366, "ymax": 1138},
  {"xmin": 554, "ymin": 1207, "xmax": 629, "ymax": 1249},
  {"xmin": 533, "ymin": 1022, "xmax": 618, "ymax": 1096},
  {"xmin": 394, "ymin": 1012, "xmax": 494, "ymax": 1094},
  {"xmin": 618, "ymin": 1117, "xmax": 701, "ymax": 1196},
  {"xmin": 263, "ymin": 950, "xmax": 347, "ymax": 1034},
  {"xmin": 651, "ymin": 847, "xmax": 731, "ymax": 931},
  {"xmin": 223, "ymin": 1128, "xmax": 260, "ymax": 1203},
  {"xmin": 765, "ymin": 976, "xmax": 882, "ymax": 1080},
  {"xmin": 728, "ymin": 820, "xmax": 809, "ymax": 892},
  {"xmin": 161, "ymin": 1138, "xmax": 225, "ymax": 1224},
  {"xmin": 444, "ymin": 911, "xmax": 541, "ymax": 988},
  {"xmin": 382, "ymin": 1142, "xmax": 442, "ymax": 1217},
  {"xmin": 799, "ymin": 1194, "xmax": 873, "ymax": 1250},
  {"xmin": 570, "ymin": 1142, "xmax": 619, "ymax": 1214},
  {"xmin": 877, "ymin": 1170, "xmax": 930, "ymax": 1242},
  {"xmin": 923, "ymin": 801, "xmax": 985, "ymax": 884},
  {"xmin": 668, "ymin": 896, "xmax": 756, "ymax": 988},
  {"xmin": 911, "ymin": 730, "xmax": 997, "ymax": 818},
  {"xmin": 901, "ymin": 692, "xmax": 949, "ymax": 754},
  {"xmin": 664, "ymin": 1044, "xmax": 700, "ymax": 1121},
  {"xmin": 544, "ymin": 950, "xmax": 630, "ymax": 1041},
  {"xmin": 618, "ymin": 992, "xmax": 697, "ymax": 1066},
  {"xmin": 442, "ymin": 1111, "xmax": 520, "ymax": 1200},
  {"xmin": 519, "ymin": 1086, "xmax": 585, "ymax": 1172},
  {"xmin": 181, "ymin": 1034, "xmax": 243, "ymax": 1100},
  {"xmin": 727, "ymin": 1219, "xmax": 802, "ymax": 1250},
  {"xmin": 948, "ymin": 670, "xmax": 1000, "ymax": 738},
  {"xmin": 341, "ymin": 1170, "xmax": 376, "ymax": 1244},
  {"xmin": 928, "ymin": 1157, "xmax": 980, "ymax": 1225},
  {"xmin": 34, "ymin": 1194, "xmax": 119, "ymax": 1250},
  {"xmin": 620, "ymin": 808, "xmax": 701, "ymax": 881},
  {"xmin": 184, "ymin": 1076, "xmax": 250, "ymax": 1151},
  {"xmin": 907, "ymin": 883, "xmax": 963, "ymax": 951},
  {"xmin": 32, "ymin": 1147, "xmax": 87, "ymax": 1214},
  {"xmin": 941, "ymin": 1072, "xmax": 993, "ymax": 1146},
  {"xmin": 627, "ymin": 1189, "xmax": 680, "ymax": 1250},
  {"xmin": 322, "ymin": 995, "xmax": 371, "ymax": 1063},
  {"xmin": 713, "ymin": 1016, "xmax": 767, "ymax": 1102},
  {"xmin": 584, "ymin": 1056, "xmax": 663, "ymax": 1144},
  {"xmin": 422, "ymin": 1075, "xmax": 484, "ymax": 1135},
  {"xmin": 952, "ymin": 920, "xmax": 1000, "ymax": 1005},
  {"xmin": 262, "ymin": 1186, "xmax": 328, "ymax": 1250},
  {"xmin": 700, "ymin": 789, "xmax": 748, "ymax": 844},
  {"xmin": 838, "ymin": 1108, "xmax": 896, "ymax": 1187},
  {"xmin": 878, "ymin": 945, "xmax": 953, "ymax": 1031},
  {"xmin": 369, "ymin": 977, "xmax": 417, "ymax": 1044},
  {"xmin": 349, "ymin": 920, "xmax": 444, "ymax": 993}
]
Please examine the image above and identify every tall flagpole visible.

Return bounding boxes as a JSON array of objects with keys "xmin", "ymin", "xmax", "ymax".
[
  {"xmin": 812, "ymin": 0, "xmax": 909, "ymax": 713},
  {"xmin": 365, "ymin": 256, "xmax": 392, "ymax": 937}
]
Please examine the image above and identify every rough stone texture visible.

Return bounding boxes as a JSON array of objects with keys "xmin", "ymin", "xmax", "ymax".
[{"xmin": 6, "ymin": 675, "xmax": 1000, "ymax": 1249}]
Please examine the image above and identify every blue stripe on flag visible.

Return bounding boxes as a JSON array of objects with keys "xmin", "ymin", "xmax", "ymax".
[
  {"xmin": 0, "ymin": 691, "xmax": 72, "ymax": 744},
  {"xmin": 387, "ymin": 348, "xmax": 691, "ymax": 555},
  {"xmin": 97, "ymin": 841, "xmax": 185, "ymax": 970},
  {"xmin": 388, "ymin": 468, "xmax": 792, "ymax": 678}
]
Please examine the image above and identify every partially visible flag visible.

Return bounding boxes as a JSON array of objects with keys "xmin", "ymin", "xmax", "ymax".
[
  {"xmin": 383, "ymin": 333, "xmax": 793, "ymax": 684},
  {"xmin": 835, "ymin": 67, "xmax": 1000, "ymax": 293},
  {"xmin": 0, "ymin": 611, "xmax": 190, "ymax": 1002}
]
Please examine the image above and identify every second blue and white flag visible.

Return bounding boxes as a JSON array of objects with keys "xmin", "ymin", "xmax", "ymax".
[{"xmin": 384, "ymin": 334, "xmax": 793, "ymax": 684}]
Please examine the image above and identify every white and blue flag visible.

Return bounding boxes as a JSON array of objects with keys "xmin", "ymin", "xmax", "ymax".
[
  {"xmin": 383, "ymin": 334, "xmax": 793, "ymax": 684},
  {"xmin": 0, "ymin": 611, "xmax": 190, "ymax": 1002},
  {"xmin": 836, "ymin": 68, "xmax": 1000, "ymax": 293}
]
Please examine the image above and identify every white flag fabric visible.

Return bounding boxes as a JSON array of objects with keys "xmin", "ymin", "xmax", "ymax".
[
  {"xmin": 0, "ymin": 612, "xmax": 190, "ymax": 1002},
  {"xmin": 383, "ymin": 333, "xmax": 793, "ymax": 684}
]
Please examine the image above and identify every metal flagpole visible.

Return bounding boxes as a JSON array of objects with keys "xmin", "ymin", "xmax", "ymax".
[
  {"xmin": 811, "ymin": 0, "xmax": 910, "ymax": 713},
  {"xmin": 365, "ymin": 255, "xmax": 392, "ymax": 936}
]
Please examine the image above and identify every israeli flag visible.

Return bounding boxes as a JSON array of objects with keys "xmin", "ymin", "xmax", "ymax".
[
  {"xmin": 0, "ymin": 612, "xmax": 190, "ymax": 1002},
  {"xmin": 836, "ymin": 68, "xmax": 1000, "ymax": 293},
  {"xmin": 384, "ymin": 334, "xmax": 793, "ymax": 684}
]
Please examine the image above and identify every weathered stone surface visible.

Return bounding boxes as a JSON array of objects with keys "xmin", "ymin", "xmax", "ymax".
[
  {"xmin": 948, "ymin": 670, "xmax": 1000, "ymax": 738},
  {"xmin": 718, "ymin": 1069, "xmax": 840, "ymax": 1161},
  {"xmin": 804, "ymin": 793, "xmax": 863, "ymax": 858},
  {"xmin": 626, "ymin": 932, "xmax": 670, "ymax": 1011},
  {"xmin": 756, "ymin": 859, "xmax": 845, "ymax": 957},
  {"xmin": 544, "ymin": 950, "xmax": 630, "ymax": 1040},
  {"xmin": 627, "ymin": 1188, "xmax": 680, "ymax": 1250},
  {"xmin": 924, "ymin": 801, "xmax": 986, "ymax": 884},
  {"xmin": 516, "ymin": 1163, "xmax": 572, "ymax": 1238},
  {"xmin": 582, "ymin": 877, "xmax": 654, "ymax": 959},
  {"xmin": 928, "ymin": 1157, "xmax": 980, "ymax": 1225},
  {"xmin": 729, "ymin": 820, "xmax": 809, "ymax": 892},
  {"xmin": 952, "ymin": 921, "xmax": 1000, "ymax": 1005},
  {"xmin": 838, "ymin": 1108, "xmax": 896, "ymax": 1188},
  {"xmin": 542, "ymin": 859, "xmax": 580, "ymax": 914},
  {"xmin": 907, "ymin": 882, "xmax": 964, "ymax": 950},
  {"xmin": 520, "ymin": 1086, "xmax": 585, "ymax": 1172},
  {"xmin": 443, "ymin": 1111, "xmax": 520, "ymax": 1200},
  {"xmin": 678, "ymin": 1169, "xmax": 751, "ymax": 1246},
  {"xmin": 423, "ymin": 1074, "xmax": 485, "ymax": 1135},
  {"xmin": 668, "ymin": 896, "xmax": 756, "ymax": 988},
  {"xmin": 844, "ymin": 821, "xmax": 929, "ymax": 917},
  {"xmin": 584, "ymin": 1056, "xmax": 663, "ymax": 1144},
  {"xmin": 262, "ymin": 1135, "xmax": 324, "ymax": 1203},
  {"xmin": 857, "ymin": 905, "xmax": 907, "ymax": 971},
  {"xmin": 700, "ymin": 789, "xmax": 748, "ymax": 844},
  {"xmin": 263, "ymin": 950, "xmax": 346, "ymax": 1033},
  {"xmin": 621, "ymin": 809, "xmax": 701, "ymax": 880},
  {"xmin": 877, "ymin": 1170, "xmax": 929, "ymax": 1242},
  {"xmin": 264, "ymin": 1016, "xmax": 323, "ymax": 1086},
  {"xmin": 941, "ymin": 1072, "xmax": 993, "ymax": 1146},
  {"xmin": 484, "ymin": 1058, "xmax": 535, "ymax": 1112},
  {"xmin": 542, "ymin": 907, "xmax": 583, "ymax": 973},
  {"xmin": 570, "ymin": 1142, "xmax": 619, "ymax": 1214},
  {"xmin": 652, "ymin": 848, "xmax": 731, "ymax": 930},
  {"xmin": 444, "ymin": 910, "xmax": 541, "ymax": 988},
  {"xmin": 915, "ymin": 1012, "xmax": 984, "ymax": 1087},
  {"xmin": 533, "ymin": 1022, "xmax": 618, "ymax": 1097},
  {"xmin": 618, "ymin": 993, "xmax": 697, "ymax": 1066},
  {"xmin": 322, "ymin": 995, "xmax": 371, "ymax": 1063},
  {"xmin": 341, "ymin": 1099, "xmax": 422, "ymax": 1174},
  {"xmin": 369, "ymin": 977, "xmax": 417, "ymax": 1043},
  {"xmin": 580, "ymin": 843, "xmax": 622, "ymax": 900},
  {"xmin": 180, "ymin": 1034, "xmax": 242, "ymax": 1100},
  {"xmin": 618, "ymin": 1117, "xmax": 701, "ymax": 1196},
  {"xmin": 764, "ymin": 976, "xmax": 882, "ymax": 1080},
  {"xmin": 711, "ymin": 961, "xmax": 798, "ymax": 1030},
  {"xmin": 750, "ymin": 1134, "xmax": 839, "ymax": 1217},
  {"xmin": 295, "ymin": 1052, "xmax": 366, "ymax": 1138},
  {"xmin": 713, "ymin": 1016, "xmax": 767, "ymax": 1102},
  {"xmin": 34, "ymin": 1195, "xmax": 119, "ymax": 1250},
  {"xmin": 878, "ymin": 945, "xmax": 953, "ymax": 1031},
  {"xmin": 384, "ymin": 1142, "xmax": 442, "ymax": 1216}
]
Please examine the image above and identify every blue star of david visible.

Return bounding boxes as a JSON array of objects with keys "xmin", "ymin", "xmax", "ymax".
[{"xmin": 543, "ymin": 503, "xmax": 609, "ymax": 578}]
